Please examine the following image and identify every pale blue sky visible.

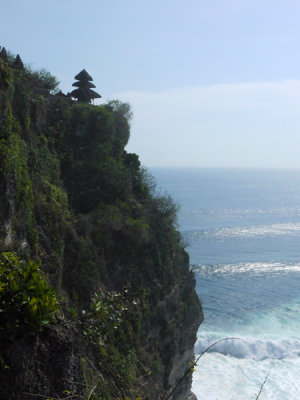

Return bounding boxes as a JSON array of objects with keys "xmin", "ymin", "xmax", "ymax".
[{"xmin": 2, "ymin": 0, "xmax": 300, "ymax": 167}]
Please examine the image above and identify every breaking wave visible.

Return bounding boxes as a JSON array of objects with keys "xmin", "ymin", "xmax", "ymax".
[{"xmin": 195, "ymin": 335, "xmax": 300, "ymax": 360}]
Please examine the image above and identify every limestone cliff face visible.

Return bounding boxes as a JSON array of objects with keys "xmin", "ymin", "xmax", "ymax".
[{"xmin": 0, "ymin": 51, "xmax": 203, "ymax": 400}]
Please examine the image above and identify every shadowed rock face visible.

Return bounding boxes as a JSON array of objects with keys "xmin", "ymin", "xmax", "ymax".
[
  {"xmin": 0, "ymin": 319, "xmax": 83, "ymax": 400},
  {"xmin": 188, "ymin": 392, "xmax": 198, "ymax": 400},
  {"xmin": 0, "ymin": 54, "xmax": 203, "ymax": 400}
]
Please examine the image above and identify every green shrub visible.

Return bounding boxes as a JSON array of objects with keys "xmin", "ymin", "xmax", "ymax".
[
  {"xmin": 81, "ymin": 290, "xmax": 129, "ymax": 347},
  {"xmin": 0, "ymin": 252, "xmax": 60, "ymax": 337},
  {"xmin": 0, "ymin": 62, "xmax": 13, "ymax": 90},
  {"xmin": 36, "ymin": 177, "xmax": 70, "ymax": 255},
  {"xmin": 80, "ymin": 289, "xmax": 141, "ymax": 398}
]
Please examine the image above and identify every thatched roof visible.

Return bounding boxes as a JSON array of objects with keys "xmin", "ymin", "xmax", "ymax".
[
  {"xmin": 69, "ymin": 87, "xmax": 101, "ymax": 103},
  {"xmin": 72, "ymin": 81, "xmax": 96, "ymax": 88},
  {"xmin": 74, "ymin": 69, "xmax": 93, "ymax": 81},
  {"xmin": 71, "ymin": 69, "xmax": 101, "ymax": 103},
  {"xmin": 88, "ymin": 89, "xmax": 101, "ymax": 98}
]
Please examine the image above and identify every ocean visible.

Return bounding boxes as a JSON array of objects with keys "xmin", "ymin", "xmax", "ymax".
[{"xmin": 150, "ymin": 167, "xmax": 300, "ymax": 400}]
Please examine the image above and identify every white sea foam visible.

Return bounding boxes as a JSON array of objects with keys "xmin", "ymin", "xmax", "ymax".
[
  {"xmin": 192, "ymin": 261, "xmax": 300, "ymax": 275},
  {"xmin": 192, "ymin": 353, "xmax": 300, "ymax": 400},
  {"xmin": 195, "ymin": 335, "xmax": 300, "ymax": 360}
]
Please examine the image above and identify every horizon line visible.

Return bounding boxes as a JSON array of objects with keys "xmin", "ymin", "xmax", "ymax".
[{"xmin": 146, "ymin": 165, "xmax": 300, "ymax": 170}]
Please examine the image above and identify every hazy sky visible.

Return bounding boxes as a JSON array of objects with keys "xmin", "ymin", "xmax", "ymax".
[{"xmin": 2, "ymin": 0, "xmax": 300, "ymax": 167}]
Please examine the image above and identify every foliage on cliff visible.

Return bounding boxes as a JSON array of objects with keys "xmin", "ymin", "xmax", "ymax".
[
  {"xmin": 0, "ymin": 252, "xmax": 60, "ymax": 336},
  {"xmin": 0, "ymin": 50, "xmax": 202, "ymax": 400}
]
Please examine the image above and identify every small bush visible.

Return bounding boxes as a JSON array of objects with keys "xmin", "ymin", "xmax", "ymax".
[
  {"xmin": 79, "ymin": 289, "xmax": 142, "ymax": 396},
  {"xmin": 81, "ymin": 290, "xmax": 130, "ymax": 347},
  {"xmin": 0, "ymin": 252, "xmax": 60, "ymax": 337}
]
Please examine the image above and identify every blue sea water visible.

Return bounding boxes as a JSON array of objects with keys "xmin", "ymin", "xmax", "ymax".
[{"xmin": 150, "ymin": 168, "xmax": 300, "ymax": 400}]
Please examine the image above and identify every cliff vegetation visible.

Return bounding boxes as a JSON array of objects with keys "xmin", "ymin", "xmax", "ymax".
[{"xmin": 0, "ymin": 48, "xmax": 203, "ymax": 400}]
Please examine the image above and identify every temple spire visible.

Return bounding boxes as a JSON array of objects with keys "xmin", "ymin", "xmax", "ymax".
[{"xmin": 69, "ymin": 69, "xmax": 101, "ymax": 104}]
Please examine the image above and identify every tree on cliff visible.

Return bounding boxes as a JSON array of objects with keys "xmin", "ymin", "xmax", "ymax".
[
  {"xmin": 12, "ymin": 54, "xmax": 24, "ymax": 70},
  {"xmin": 69, "ymin": 69, "xmax": 101, "ymax": 104},
  {"xmin": 0, "ymin": 47, "xmax": 8, "ymax": 61}
]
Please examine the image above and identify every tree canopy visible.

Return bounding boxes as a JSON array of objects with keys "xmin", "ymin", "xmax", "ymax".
[
  {"xmin": 12, "ymin": 54, "xmax": 24, "ymax": 70},
  {"xmin": 0, "ymin": 47, "xmax": 8, "ymax": 61}
]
